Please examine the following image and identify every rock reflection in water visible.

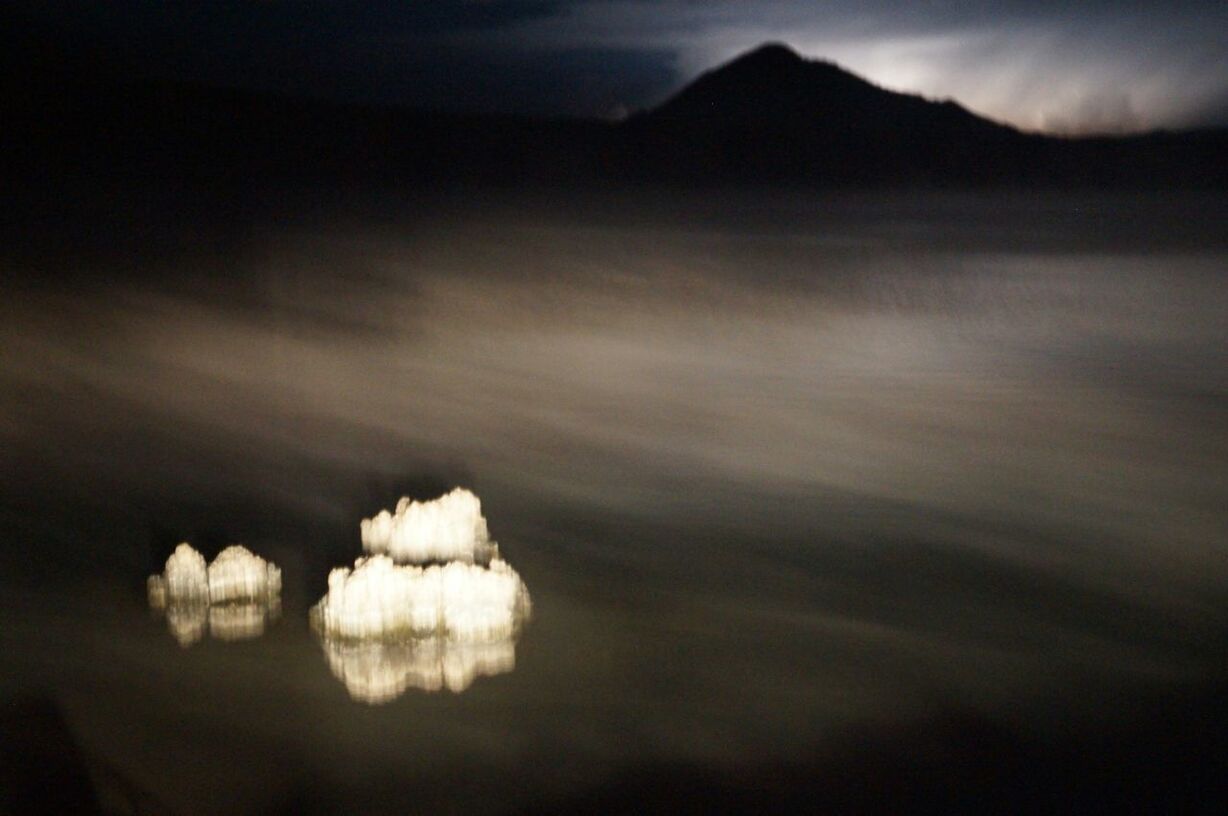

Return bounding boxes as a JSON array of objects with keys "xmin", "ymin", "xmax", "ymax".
[
  {"xmin": 162, "ymin": 602, "xmax": 208, "ymax": 647},
  {"xmin": 209, "ymin": 598, "xmax": 282, "ymax": 642},
  {"xmin": 152, "ymin": 599, "xmax": 283, "ymax": 646},
  {"xmin": 320, "ymin": 634, "xmax": 517, "ymax": 702},
  {"xmin": 148, "ymin": 543, "xmax": 283, "ymax": 646}
]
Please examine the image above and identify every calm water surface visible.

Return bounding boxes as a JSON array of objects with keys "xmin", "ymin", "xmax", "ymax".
[{"xmin": 2, "ymin": 192, "xmax": 1226, "ymax": 813}]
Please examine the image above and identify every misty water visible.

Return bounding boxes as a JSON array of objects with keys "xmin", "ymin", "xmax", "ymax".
[{"xmin": 1, "ymin": 192, "xmax": 1226, "ymax": 813}]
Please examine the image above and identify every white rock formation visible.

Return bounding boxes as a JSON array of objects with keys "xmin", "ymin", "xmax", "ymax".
[
  {"xmin": 147, "ymin": 543, "xmax": 282, "ymax": 646},
  {"xmin": 312, "ymin": 555, "xmax": 530, "ymax": 641},
  {"xmin": 316, "ymin": 488, "xmax": 530, "ymax": 700},
  {"xmin": 312, "ymin": 552, "xmax": 530, "ymax": 701},
  {"xmin": 148, "ymin": 543, "xmax": 209, "ymax": 605},
  {"xmin": 207, "ymin": 545, "xmax": 282, "ymax": 604},
  {"xmin": 360, "ymin": 488, "xmax": 494, "ymax": 564}
]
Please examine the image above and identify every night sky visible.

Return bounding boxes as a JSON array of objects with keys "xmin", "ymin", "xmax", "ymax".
[{"xmin": 12, "ymin": 2, "xmax": 1228, "ymax": 134}]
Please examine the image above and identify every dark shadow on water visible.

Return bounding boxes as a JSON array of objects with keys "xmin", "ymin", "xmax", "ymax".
[
  {"xmin": 510, "ymin": 681, "xmax": 1228, "ymax": 815},
  {"xmin": 0, "ymin": 695, "xmax": 183, "ymax": 816},
  {"xmin": 0, "ymin": 696, "xmax": 102, "ymax": 814},
  {"xmin": 6, "ymin": 678, "xmax": 1228, "ymax": 815}
]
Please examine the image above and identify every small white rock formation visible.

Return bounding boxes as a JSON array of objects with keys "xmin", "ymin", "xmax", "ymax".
[
  {"xmin": 148, "ymin": 543, "xmax": 209, "ymax": 605},
  {"xmin": 360, "ymin": 488, "xmax": 494, "ymax": 564},
  {"xmin": 207, "ymin": 545, "xmax": 282, "ymax": 604},
  {"xmin": 148, "ymin": 543, "xmax": 282, "ymax": 646}
]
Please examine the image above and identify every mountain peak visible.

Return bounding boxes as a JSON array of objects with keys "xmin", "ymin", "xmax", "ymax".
[
  {"xmin": 624, "ymin": 42, "xmax": 1031, "ymax": 183},
  {"xmin": 729, "ymin": 42, "xmax": 804, "ymax": 67},
  {"xmin": 717, "ymin": 42, "xmax": 854, "ymax": 83},
  {"xmin": 640, "ymin": 42, "xmax": 884, "ymax": 126}
]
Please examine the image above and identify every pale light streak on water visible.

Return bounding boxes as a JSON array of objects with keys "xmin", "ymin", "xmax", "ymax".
[{"xmin": 0, "ymin": 193, "xmax": 1225, "ymax": 813}]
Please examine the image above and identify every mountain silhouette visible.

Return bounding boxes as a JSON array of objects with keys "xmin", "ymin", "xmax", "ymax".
[
  {"xmin": 3, "ymin": 35, "xmax": 1227, "ymax": 252},
  {"xmin": 641, "ymin": 43, "xmax": 1007, "ymax": 138},
  {"xmin": 619, "ymin": 43, "xmax": 1226, "ymax": 186}
]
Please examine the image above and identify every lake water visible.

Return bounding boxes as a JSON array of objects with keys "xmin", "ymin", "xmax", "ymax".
[{"xmin": 2, "ymin": 191, "xmax": 1227, "ymax": 813}]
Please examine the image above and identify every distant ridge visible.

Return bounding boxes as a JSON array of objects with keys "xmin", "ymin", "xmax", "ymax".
[
  {"xmin": 641, "ymin": 42, "xmax": 1007, "ymax": 135},
  {"xmin": 2, "ymin": 36, "xmax": 1226, "ymax": 211},
  {"xmin": 619, "ymin": 43, "xmax": 1031, "ymax": 184},
  {"xmin": 605, "ymin": 43, "xmax": 1227, "ymax": 186}
]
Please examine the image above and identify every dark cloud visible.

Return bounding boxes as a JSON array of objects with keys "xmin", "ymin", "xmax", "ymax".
[
  {"xmin": 13, "ymin": 1, "xmax": 565, "ymax": 39},
  {"xmin": 355, "ymin": 43, "xmax": 677, "ymax": 117}
]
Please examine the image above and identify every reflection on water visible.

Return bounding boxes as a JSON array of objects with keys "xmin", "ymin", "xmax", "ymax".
[
  {"xmin": 320, "ymin": 634, "xmax": 517, "ymax": 702},
  {"xmin": 153, "ymin": 598, "xmax": 283, "ymax": 646},
  {"xmin": 209, "ymin": 598, "xmax": 282, "ymax": 642},
  {"xmin": 161, "ymin": 602, "xmax": 208, "ymax": 647},
  {"xmin": 148, "ymin": 543, "xmax": 283, "ymax": 646}
]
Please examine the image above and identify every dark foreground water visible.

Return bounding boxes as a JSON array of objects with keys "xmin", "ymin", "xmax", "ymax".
[{"xmin": 2, "ymin": 192, "xmax": 1227, "ymax": 813}]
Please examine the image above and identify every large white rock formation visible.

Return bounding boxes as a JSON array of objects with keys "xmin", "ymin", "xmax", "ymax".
[
  {"xmin": 312, "ymin": 554, "xmax": 530, "ymax": 642},
  {"xmin": 359, "ymin": 488, "xmax": 494, "ymax": 564}
]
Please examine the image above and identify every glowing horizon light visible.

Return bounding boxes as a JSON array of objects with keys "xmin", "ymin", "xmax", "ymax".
[
  {"xmin": 360, "ymin": 488, "xmax": 495, "ymax": 564},
  {"xmin": 148, "ymin": 543, "xmax": 283, "ymax": 646}
]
